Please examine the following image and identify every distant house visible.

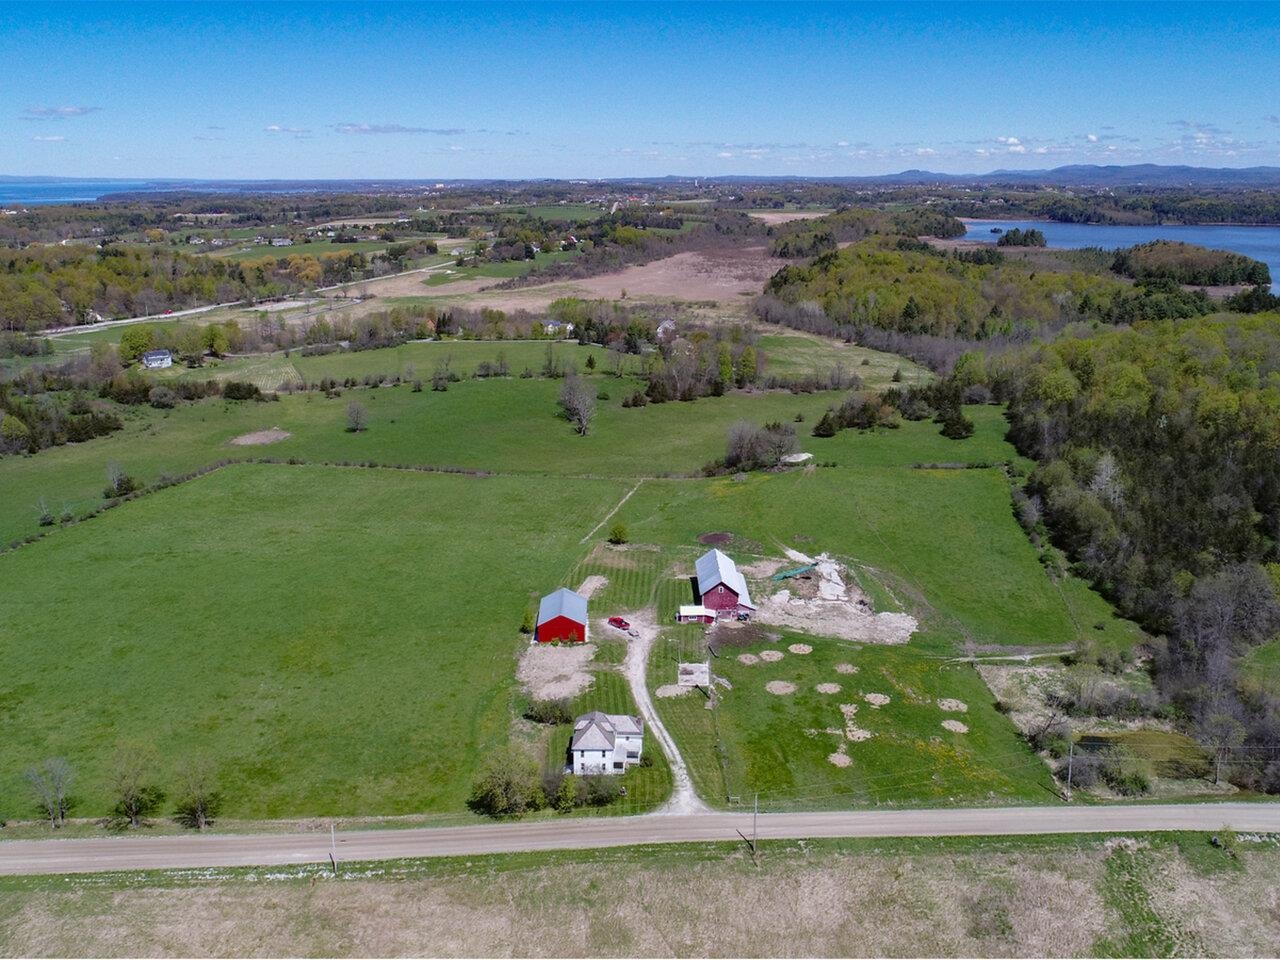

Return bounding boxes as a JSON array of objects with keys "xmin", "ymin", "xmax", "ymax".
[
  {"xmin": 656, "ymin": 319, "xmax": 677, "ymax": 342},
  {"xmin": 536, "ymin": 587, "xmax": 588, "ymax": 643},
  {"xmin": 677, "ymin": 604, "xmax": 715, "ymax": 625},
  {"xmin": 694, "ymin": 548, "xmax": 756, "ymax": 619},
  {"xmin": 270, "ymin": 237, "xmax": 294, "ymax": 247},
  {"xmin": 141, "ymin": 349, "xmax": 173, "ymax": 370},
  {"xmin": 569, "ymin": 711, "xmax": 643, "ymax": 775},
  {"xmin": 544, "ymin": 320, "xmax": 575, "ymax": 337}
]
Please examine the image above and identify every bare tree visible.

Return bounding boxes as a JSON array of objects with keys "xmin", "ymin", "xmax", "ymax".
[
  {"xmin": 345, "ymin": 401, "xmax": 368, "ymax": 433},
  {"xmin": 558, "ymin": 372, "xmax": 597, "ymax": 436},
  {"xmin": 173, "ymin": 760, "xmax": 222, "ymax": 831},
  {"xmin": 26, "ymin": 758, "xmax": 74, "ymax": 828},
  {"xmin": 110, "ymin": 747, "xmax": 164, "ymax": 829}
]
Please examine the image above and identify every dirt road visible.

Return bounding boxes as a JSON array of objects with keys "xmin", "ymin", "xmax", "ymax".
[{"xmin": 1, "ymin": 804, "xmax": 1275, "ymax": 877}]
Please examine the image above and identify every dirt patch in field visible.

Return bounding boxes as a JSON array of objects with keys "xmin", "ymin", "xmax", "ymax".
[
  {"xmin": 655, "ymin": 684, "xmax": 692, "ymax": 699},
  {"xmin": 737, "ymin": 653, "xmax": 760, "ymax": 666},
  {"xmin": 577, "ymin": 575, "xmax": 608, "ymax": 599},
  {"xmin": 228, "ymin": 427, "xmax": 291, "ymax": 446},
  {"xmin": 516, "ymin": 643, "xmax": 596, "ymax": 701},
  {"xmin": 754, "ymin": 551, "xmax": 918, "ymax": 644},
  {"xmin": 864, "ymin": 692, "xmax": 891, "ymax": 708},
  {"xmin": 766, "ymin": 680, "xmax": 797, "ymax": 695},
  {"xmin": 828, "ymin": 745, "xmax": 852, "ymax": 767},
  {"xmin": 816, "ymin": 682, "xmax": 842, "ymax": 694},
  {"xmin": 835, "ymin": 662, "xmax": 859, "ymax": 675},
  {"xmin": 748, "ymin": 210, "xmax": 834, "ymax": 225},
  {"xmin": 586, "ymin": 541, "xmax": 656, "ymax": 569},
  {"xmin": 840, "ymin": 702, "xmax": 873, "ymax": 742},
  {"xmin": 942, "ymin": 720, "xmax": 970, "ymax": 734},
  {"xmin": 938, "ymin": 698, "xmax": 969, "ymax": 713},
  {"xmin": 759, "ymin": 649, "xmax": 784, "ymax": 663},
  {"xmin": 698, "ymin": 531, "xmax": 734, "ymax": 546},
  {"xmin": 741, "ymin": 557, "xmax": 786, "ymax": 579},
  {"xmin": 788, "ymin": 643, "xmax": 813, "ymax": 655}
]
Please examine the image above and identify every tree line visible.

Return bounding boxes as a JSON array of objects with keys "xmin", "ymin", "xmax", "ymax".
[{"xmin": 959, "ymin": 312, "xmax": 1280, "ymax": 792}]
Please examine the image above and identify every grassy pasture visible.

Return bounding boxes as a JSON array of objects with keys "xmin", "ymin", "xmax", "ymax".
[
  {"xmin": 0, "ymin": 463, "xmax": 635, "ymax": 821},
  {"xmin": 655, "ymin": 634, "xmax": 1059, "ymax": 808},
  {"xmin": 0, "ymin": 377, "xmax": 841, "ymax": 546},
  {"xmin": 291, "ymin": 339, "xmax": 610, "ymax": 382},
  {"xmin": 423, "ymin": 248, "xmax": 582, "ymax": 285},
  {"xmin": 759, "ymin": 332, "xmax": 931, "ymax": 386}
]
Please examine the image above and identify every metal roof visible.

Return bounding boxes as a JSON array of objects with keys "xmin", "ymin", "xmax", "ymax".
[
  {"xmin": 695, "ymin": 549, "xmax": 755, "ymax": 609},
  {"xmin": 537, "ymin": 587, "xmax": 588, "ymax": 626},
  {"xmin": 570, "ymin": 712, "xmax": 642, "ymax": 751}
]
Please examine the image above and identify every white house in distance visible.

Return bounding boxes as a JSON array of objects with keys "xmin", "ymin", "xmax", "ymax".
[
  {"xmin": 141, "ymin": 349, "xmax": 173, "ymax": 369},
  {"xmin": 569, "ymin": 711, "xmax": 644, "ymax": 775}
]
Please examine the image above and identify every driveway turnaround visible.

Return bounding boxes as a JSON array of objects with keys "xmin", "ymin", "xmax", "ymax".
[{"xmin": 2, "ymin": 803, "xmax": 1277, "ymax": 877}]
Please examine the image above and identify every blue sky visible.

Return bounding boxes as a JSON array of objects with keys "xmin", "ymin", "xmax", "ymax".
[{"xmin": 4, "ymin": 1, "xmax": 1280, "ymax": 179}]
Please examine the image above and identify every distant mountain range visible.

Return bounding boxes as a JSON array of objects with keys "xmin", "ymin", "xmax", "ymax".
[{"xmin": 6, "ymin": 164, "xmax": 1280, "ymax": 201}]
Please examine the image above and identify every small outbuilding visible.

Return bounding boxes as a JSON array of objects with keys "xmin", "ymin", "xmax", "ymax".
[
  {"xmin": 677, "ymin": 604, "xmax": 715, "ymax": 625},
  {"xmin": 569, "ymin": 711, "xmax": 644, "ymax": 775},
  {"xmin": 536, "ymin": 587, "xmax": 588, "ymax": 644},
  {"xmin": 694, "ymin": 548, "xmax": 756, "ymax": 619}
]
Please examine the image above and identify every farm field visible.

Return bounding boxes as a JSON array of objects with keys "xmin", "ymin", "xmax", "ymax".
[
  {"xmin": 423, "ymin": 248, "xmax": 582, "ymax": 285},
  {"xmin": 0, "ymin": 463, "xmax": 644, "ymax": 821},
  {"xmin": 1, "ymin": 360, "xmax": 1145, "ymax": 820},
  {"xmin": 3, "ymin": 834, "xmax": 1277, "ymax": 957},
  {"xmin": 0, "ymin": 373, "xmax": 846, "ymax": 546},
  {"xmin": 652, "ymin": 631, "xmax": 1059, "ymax": 808},
  {"xmin": 757, "ymin": 330, "xmax": 930, "ymax": 385}
]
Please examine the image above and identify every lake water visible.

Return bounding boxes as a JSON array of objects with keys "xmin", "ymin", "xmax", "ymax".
[
  {"xmin": 0, "ymin": 179, "xmax": 170, "ymax": 205},
  {"xmin": 962, "ymin": 218, "xmax": 1280, "ymax": 289}
]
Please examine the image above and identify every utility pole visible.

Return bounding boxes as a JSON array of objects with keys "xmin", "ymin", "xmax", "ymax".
[
  {"xmin": 752, "ymin": 793, "xmax": 759, "ymax": 855},
  {"xmin": 330, "ymin": 823, "xmax": 338, "ymax": 875},
  {"xmin": 1215, "ymin": 746, "xmax": 1223, "ymax": 786},
  {"xmin": 1066, "ymin": 740, "xmax": 1074, "ymax": 795}
]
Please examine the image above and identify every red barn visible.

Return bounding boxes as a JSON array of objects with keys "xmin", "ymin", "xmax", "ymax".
[
  {"xmin": 694, "ymin": 549, "xmax": 756, "ymax": 619},
  {"xmin": 536, "ymin": 587, "xmax": 589, "ymax": 643}
]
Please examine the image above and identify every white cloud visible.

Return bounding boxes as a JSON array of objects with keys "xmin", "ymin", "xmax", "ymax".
[
  {"xmin": 996, "ymin": 136, "xmax": 1021, "ymax": 145},
  {"xmin": 717, "ymin": 151, "xmax": 734, "ymax": 158},
  {"xmin": 915, "ymin": 147, "xmax": 936, "ymax": 156},
  {"xmin": 334, "ymin": 123, "xmax": 465, "ymax": 135},
  {"xmin": 1086, "ymin": 133, "xmax": 1099, "ymax": 143},
  {"xmin": 32, "ymin": 135, "xmax": 66, "ymax": 142},
  {"xmin": 265, "ymin": 124, "xmax": 310, "ymax": 134},
  {"xmin": 23, "ymin": 105, "xmax": 100, "ymax": 121}
]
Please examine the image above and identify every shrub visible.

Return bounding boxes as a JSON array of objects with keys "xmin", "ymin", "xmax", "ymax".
[
  {"xmin": 607, "ymin": 521, "xmax": 629, "ymax": 545},
  {"xmin": 222, "ymin": 381, "xmax": 263, "ymax": 401},
  {"xmin": 467, "ymin": 749, "xmax": 546, "ymax": 817},
  {"xmin": 524, "ymin": 699, "xmax": 574, "ymax": 725},
  {"xmin": 575, "ymin": 774, "xmax": 622, "ymax": 807},
  {"xmin": 148, "ymin": 386, "xmax": 178, "ymax": 409},
  {"xmin": 346, "ymin": 401, "xmax": 368, "ymax": 433}
]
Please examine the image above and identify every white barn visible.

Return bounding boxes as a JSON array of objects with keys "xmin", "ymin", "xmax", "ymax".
[{"xmin": 569, "ymin": 711, "xmax": 644, "ymax": 775}]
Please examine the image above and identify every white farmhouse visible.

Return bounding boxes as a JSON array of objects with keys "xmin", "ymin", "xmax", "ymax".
[
  {"xmin": 569, "ymin": 711, "xmax": 643, "ymax": 775},
  {"xmin": 141, "ymin": 349, "xmax": 173, "ymax": 370}
]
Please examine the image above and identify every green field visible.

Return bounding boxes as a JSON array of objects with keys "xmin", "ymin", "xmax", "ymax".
[
  {"xmin": 1, "ymin": 352, "xmax": 1146, "ymax": 820},
  {"xmin": 758, "ymin": 331, "xmax": 930, "ymax": 386},
  {"xmin": 0, "ymin": 374, "xmax": 844, "ymax": 547},
  {"xmin": 423, "ymin": 248, "xmax": 581, "ymax": 285},
  {"xmin": 651, "ymin": 632, "xmax": 1059, "ymax": 807},
  {"xmin": 0, "ymin": 463, "xmax": 643, "ymax": 820}
]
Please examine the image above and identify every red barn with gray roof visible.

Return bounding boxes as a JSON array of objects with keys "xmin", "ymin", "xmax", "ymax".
[
  {"xmin": 694, "ymin": 548, "xmax": 756, "ymax": 618},
  {"xmin": 536, "ymin": 587, "xmax": 588, "ymax": 643}
]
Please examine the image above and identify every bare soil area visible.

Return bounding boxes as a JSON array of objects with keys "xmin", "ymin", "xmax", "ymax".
[
  {"xmin": 516, "ymin": 643, "xmax": 596, "ymax": 701},
  {"xmin": 577, "ymin": 574, "xmax": 608, "ymax": 599},
  {"xmin": 228, "ymin": 428, "xmax": 291, "ymax": 446},
  {"xmin": 747, "ymin": 209, "xmax": 835, "ymax": 224},
  {"xmin": 754, "ymin": 551, "xmax": 918, "ymax": 644}
]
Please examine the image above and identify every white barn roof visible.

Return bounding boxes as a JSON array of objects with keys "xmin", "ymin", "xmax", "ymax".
[
  {"xmin": 537, "ymin": 587, "xmax": 588, "ymax": 626},
  {"xmin": 695, "ymin": 549, "xmax": 755, "ymax": 609}
]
